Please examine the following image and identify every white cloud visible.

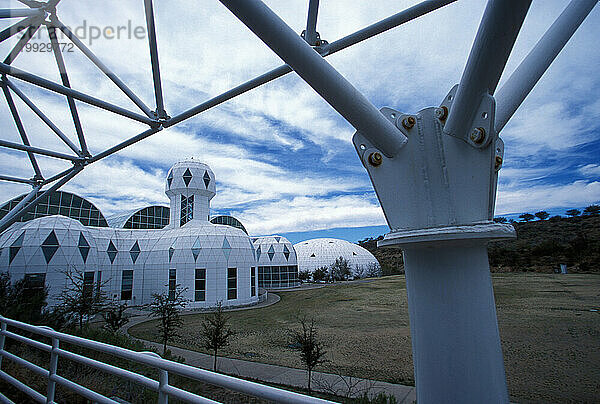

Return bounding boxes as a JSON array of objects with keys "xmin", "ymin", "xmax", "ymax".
[{"xmin": 579, "ymin": 164, "xmax": 600, "ymax": 178}]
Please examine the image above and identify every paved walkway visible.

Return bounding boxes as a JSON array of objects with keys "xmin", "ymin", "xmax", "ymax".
[{"xmin": 125, "ymin": 301, "xmax": 416, "ymax": 403}]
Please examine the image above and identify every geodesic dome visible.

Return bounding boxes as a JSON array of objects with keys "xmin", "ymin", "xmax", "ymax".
[{"xmin": 293, "ymin": 238, "xmax": 379, "ymax": 277}]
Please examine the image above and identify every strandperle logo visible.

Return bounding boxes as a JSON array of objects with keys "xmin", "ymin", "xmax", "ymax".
[{"xmin": 35, "ymin": 19, "xmax": 148, "ymax": 46}]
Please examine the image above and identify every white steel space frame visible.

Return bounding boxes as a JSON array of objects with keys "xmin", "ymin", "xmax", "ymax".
[{"xmin": 0, "ymin": 0, "xmax": 597, "ymax": 403}]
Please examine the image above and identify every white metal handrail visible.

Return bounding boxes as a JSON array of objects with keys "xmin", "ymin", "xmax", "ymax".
[{"xmin": 0, "ymin": 316, "xmax": 335, "ymax": 404}]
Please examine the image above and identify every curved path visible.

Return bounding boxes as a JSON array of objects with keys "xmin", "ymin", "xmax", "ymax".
[{"xmin": 125, "ymin": 293, "xmax": 415, "ymax": 403}]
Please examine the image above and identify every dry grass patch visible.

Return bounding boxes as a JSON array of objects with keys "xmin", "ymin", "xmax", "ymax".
[{"xmin": 129, "ymin": 274, "xmax": 600, "ymax": 402}]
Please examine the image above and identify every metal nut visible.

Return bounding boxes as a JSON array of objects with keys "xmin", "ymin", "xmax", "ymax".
[
  {"xmin": 401, "ymin": 116, "xmax": 416, "ymax": 130},
  {"xmin": 368, "ymin": 152, "xmax": 383, "ymax": 167},
  {"xmin": 469, "ymin": 127, "xmax": 486, "ymax": 144},
  {"xmin": 495, "ymin": 155, "xmax": 503, "ymax": 169},
  {"xmin": 434, "ymin": 106, "xmax": 448, "ymax": 120}
]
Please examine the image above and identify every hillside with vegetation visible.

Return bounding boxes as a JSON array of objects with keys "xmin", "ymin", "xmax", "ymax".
[{"xmin": 359, "ymin": 211, "xmax": 600, "ymax": 274}]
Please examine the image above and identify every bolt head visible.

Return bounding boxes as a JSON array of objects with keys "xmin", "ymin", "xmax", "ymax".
[
  {"xmin": 434, "ymin": 106, "xmax": 448, "ymax": 120},
  {"xmin": 401, "ymin": 116, "xmax": 416, "ymax": 130},
  {"xmin": 495, "ymin": 155, "xmax": 503, "ymax": 169},
  {"xmin": 368, "ymin": 152, "xmax": 383, "ymax": 167},
  {"xmin": 470, "ymin": 127, "xmax": 485, "ymax": 144}
]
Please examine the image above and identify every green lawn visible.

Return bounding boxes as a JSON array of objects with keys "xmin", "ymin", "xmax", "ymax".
[{"xmin": 129, "ymin": 274, "xmax": 600, "ymax": 403}]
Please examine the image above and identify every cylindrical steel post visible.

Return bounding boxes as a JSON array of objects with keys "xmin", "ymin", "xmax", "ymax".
[
  {"xmin": 158, "ymin": 369, "xmax": 169, "ymax": 404},
  {"xmin": 403, "ymin": 241, "xmax": 508, "ymax": 404}
]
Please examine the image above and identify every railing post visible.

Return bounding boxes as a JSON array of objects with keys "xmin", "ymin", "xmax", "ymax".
[
  {"xmin": 0, "ymin": 320, "xmax": 6, "ymax": 369},
  {"xmin": 158, "ymin": 368, "xmax": 169, "ymax": 404},
  {"xmin": 47, "ymin": 336, "xmax": 59, "ymax": 403}
]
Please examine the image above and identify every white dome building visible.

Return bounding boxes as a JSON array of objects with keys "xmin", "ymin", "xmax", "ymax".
[
  {"xmin": 0, "ymin": 160, "xmax": 259, "ymax": 308},
  {"xmin": 252, "ymin": 235, "xmax": 299, "ymax": 289},
  {"xmin": 294, "ymin": 238, "xmax": 380, "ymax": 278}
]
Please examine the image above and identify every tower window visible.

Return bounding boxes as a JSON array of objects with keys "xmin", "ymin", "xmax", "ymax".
[
  {"xmin": 195, "ymin": 268, "xmax": 206, "ymax": 302},
  {"xmin": 121, "ymin": 270, "xmax": 133, "ymax": 300},
  {"xmin": 180, "ymin": 195, "xmax": 194, "ymax": 226}
]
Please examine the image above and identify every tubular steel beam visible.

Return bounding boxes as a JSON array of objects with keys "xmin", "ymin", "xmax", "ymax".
[
  {"xmin": 1, "ymin": 80, "xmax": 43, "ymax": 179},
  {"xmin": 52, "ymin": 19, "xmax": 155, "ymax": 119},
  {"xmin": 304, "ymin": 0, "xmax": 319, "ymax": 45},
  {"xmin": 89, "ymin": 126, "xmax": 162, "ymax": 163},
  {"xmin": 48, "ymin": 26, "xmax": 89, "ymax": 156},
  {"xmin": 144, "ymin": 0, "xmax": 167, "ymax": 118},
  {"xmin": 0, "ymin": 62, "xmax": 156, "ymax": 125},
  {"xmin": 495, "ymin": 0, "xmax": 597, "ymax": 134},
  {"xmin": 169, "ymin": 0, "xmax": 455, "ymax": 130},
  {"xmin": 220, "ymin": 0, "xmax": 407, "ymax": 157},
  {"xmin": 0, "ymin": 9, "xmax": 44, "ymax": 19},
  {"xmin": 4, "ymin": 20, "xmax": 41, "ymax": 65},
  {"xmin": 0, "ymin": 15, "xmax": 38, "ymax": 43},
  {"xmin": 0, "ymin": 184, "xmax": 41, "ymax": 231},
  {"xmin": 5, "ymin": 78, "xmax": 83, "ymax": 156},
  {"xmin": 0, "ymin": 175, "xmax": 35, "ymax": 185},
  {"xmin": 41, "ymin": 166, "xmax": 78, "ymax": 185},
  {"xmin": 0, "ymin": 139, "xmax": 81, "ymax": 161},
  {"xmin": 443, "ymin": 0, "xmax": 531, "ymax": 142},
  {"xmin": 0, "ymin": 167, "xmax": 82, "ymax": 234}
]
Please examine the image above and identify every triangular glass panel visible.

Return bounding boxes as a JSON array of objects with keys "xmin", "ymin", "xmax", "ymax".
[
  {"xmin": 256, "ymin": 246, "xmax": 261, "ymax": 260},
  {"xmin": 353, "ymin": 252, "xmax": 357, "ymax": 256},
  {"xmin": 183, "ymin": 168, "xmax": 193, "ymax": 187},
  {"xmin": 192, "ymin": 237, "xmax": 202, "ymax": 261},
  {"xmin": 107, "ymin": 240, "xmax": 117, "ymax": 264},
  {"xmin": 167, "ymin": 170, "xmax": 173, "ymax": 188},
  {"xmin": 78, "ymin": 233, "xmax": 90, "ymax": 263},
  {"xmin": 249, "ymin": 239, "xmax": 256, "ymax": 259},
  {"xmin": 203, "ymin": 171, "xmax": 211, "ymax": 188},
  {"xmin": 9, "ymin": 232, "xmax": 25, "ymax": 264},
  {"xmin": 169, "ymin": 239, "xmax": 176, "ymax": 262},
  {"xmin": 222, "ymin": 237, "xmax": 231, "ymax": 260},
  {"xmin": 130, "ymin": 241, "xmax": 141, "ymax": 264},
  {"xmin": 41, "ymin": 230, "xmax": 59, "ymax": 264},
  {"xmin": 267, "ymin": 245, "xmax": 275, "ymax": 261},
  {"xmin": 274, "ymin": 236, "xmax": 281, "ymax": 243},
  {"xmin": 283, "ymin": 244, "xmax": 290, "ymax": 261}
]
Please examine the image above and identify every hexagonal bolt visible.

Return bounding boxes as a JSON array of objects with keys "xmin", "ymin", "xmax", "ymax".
[
  {"xmin": 495, "ymin": 155, "xmax": 503, "ymax": 169},
  {"xmin": 401, "ymin": 116, "xmax": 416, "ymax": 130},
  {"xmin": 434, "ymin": 106, "xmax": 448, "ymax": 120},
  {"xmin": 368, "ymin": 152, "xmax": 383, "ymax": 167},
  {"xmin": 469, "ymin": 127, "xmax": 486, "ymax": 144}
]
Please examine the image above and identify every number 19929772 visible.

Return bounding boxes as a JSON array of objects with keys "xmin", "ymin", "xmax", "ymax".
[{"xmin": 24, "ymin": 42, "xmax": 74, "ymax": 52}]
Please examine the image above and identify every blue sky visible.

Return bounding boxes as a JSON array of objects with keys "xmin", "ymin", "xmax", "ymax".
[{"xmin": 0, "ymin": 0, "xmax": 599, "ymax": 244}]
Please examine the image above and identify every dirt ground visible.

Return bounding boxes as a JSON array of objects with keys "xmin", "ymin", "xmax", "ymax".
[{"xmin": 129, "ymin": 274, "xmax": 600, "ymax": 403}]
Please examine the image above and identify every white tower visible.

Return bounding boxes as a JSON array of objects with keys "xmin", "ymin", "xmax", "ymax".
[{"xmin": 165, "ymin": 160, "xmax": 216, "ymax": 227}]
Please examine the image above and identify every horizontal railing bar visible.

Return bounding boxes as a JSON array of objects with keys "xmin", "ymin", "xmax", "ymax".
[
  {"xmin": 166, "ymin": 0, "xmax": 456, "ymax": 128},
  {"xmin": 162, "ymin": 384, "xmax": 220, "ymax": 404},
  {"xmin": 0, "ymin": 139, "xmax": 81, "ymax": 161},
  {"xmin": 1, "ymin": 317, "xmax": 333, "ymax": 403},
  {"xmin": 2, "ymin": 330, "xmax": 51, "ymax": 353},
  {"xmin": 0, "ymin": 370, "xmax": 45, "ymax": 403},
  {"xmin": 52, "ymin": 374, "xmax": 120, "ymax": 404},
  {"xmin": 56, "ymin": 348, "xmax": 159, "ymax": 391},
  {"xmin": 0, "ymin": 390, "xmax": 16, "ymax": 404},
  {"xmin": 0, "ymin": 63, "xmax": 156, "ymax": 126},
  {"xmin": 0, "ymin": 349, "xmax": 49, "ymax": 378}
]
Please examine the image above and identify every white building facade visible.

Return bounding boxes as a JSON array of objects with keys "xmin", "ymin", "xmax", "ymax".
[{"xmin": 0, "ymin": 160, "xmax": 282, "ymax": 308}]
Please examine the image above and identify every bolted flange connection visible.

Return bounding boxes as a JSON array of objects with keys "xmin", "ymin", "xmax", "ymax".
[
  {"xmin": 368, "ymin": 152, "xmax": 383, "ymax": 167},
  {"xmin": 470, "ymin": 127, "xmax": 486, "ymax": 144}
]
